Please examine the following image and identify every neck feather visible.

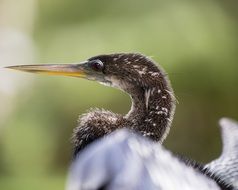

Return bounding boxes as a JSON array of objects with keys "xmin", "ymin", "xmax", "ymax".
[
  {"xmin": 73, "ymin": 57, "xmax": 176, "ymax": 155},
  {"xmin": 124, "ymin": 71, "xmax": 176, "ymax": 143}
]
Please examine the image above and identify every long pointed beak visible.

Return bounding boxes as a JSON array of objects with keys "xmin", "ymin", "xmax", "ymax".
[{"xmin": 5, "ymin": 63, "xmax": 87, "ymax": 78}]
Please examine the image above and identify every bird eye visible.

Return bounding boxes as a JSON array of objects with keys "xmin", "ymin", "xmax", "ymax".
[{"xmin": 89, "ymin": 60, "xmax": 104, "ymax": 72}]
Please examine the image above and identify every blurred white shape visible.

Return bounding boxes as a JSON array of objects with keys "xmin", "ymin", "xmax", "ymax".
[
  {"xmin": 66, "ymin": 129, "xmax": 220, "ymax": 190},
  {"xmin": 0, "ymin": 0, "xmax": 36, "ymax": 129},
  {"xmin": 0, "ymin": 28, "xmax": 34, "ymax": 94},
  {"xmin": 0, "ymin": 28, "xmax": 34, "ymax": 128}
]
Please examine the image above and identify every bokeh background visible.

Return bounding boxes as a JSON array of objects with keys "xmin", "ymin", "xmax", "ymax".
[{"xmin": 0, "ymin": 0, "xmax": 237, "ymax": 189}]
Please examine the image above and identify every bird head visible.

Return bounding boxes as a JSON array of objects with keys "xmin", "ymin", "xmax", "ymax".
[{"xmin": 6, "ymin": 53, "xmax": 167, "ymax": 92}]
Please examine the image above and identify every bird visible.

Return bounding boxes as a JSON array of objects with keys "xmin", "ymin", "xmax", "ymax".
[
  {"xmin": 66, "ymin": 118, "xmax": 238, "ymax": 190},
  {"xmin": 6, "ymin": 53, "xmax": 176, "ymax": 156},
  {"xmin": 66, "ymin": 129, "xmax": 233, "ymax": 190},
  {"xmin": 6, "ymin": 53, "xmax": 237, "ymax": 189}
]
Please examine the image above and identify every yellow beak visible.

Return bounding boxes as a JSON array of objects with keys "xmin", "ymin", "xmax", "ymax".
[{"xmin": 5, "ymin": 64, "xmax": 87, "ymax": 78}]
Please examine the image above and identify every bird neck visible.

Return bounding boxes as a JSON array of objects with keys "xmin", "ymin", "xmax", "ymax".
[{"xmin": 124, "ymin": 81, "xmax": 175, "ymax": 143}]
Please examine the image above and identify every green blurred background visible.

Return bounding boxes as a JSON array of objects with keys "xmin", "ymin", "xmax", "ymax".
[{"xmin": 0, "ymin": 0, "xmax": 238, "ymax": 189}]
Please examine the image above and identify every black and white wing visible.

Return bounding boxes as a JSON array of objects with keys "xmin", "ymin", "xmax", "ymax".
[
  {"xmin": 206, "ymin": 118, "xmax": 238, "ymax": 187},
  {"xmin": 66, "ymin": 129, "xmax": 220, "ymax": 190}
]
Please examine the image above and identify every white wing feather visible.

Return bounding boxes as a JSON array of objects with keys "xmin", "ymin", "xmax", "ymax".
[
  {"xmin": 66, "ymin": 129, "xmax": 220, "ymax": 190},
  {"xmin": 206, "ymin": 118, "xmax": 238, "ymax": 187}
]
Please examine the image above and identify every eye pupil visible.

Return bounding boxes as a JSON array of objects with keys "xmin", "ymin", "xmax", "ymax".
[
  {"xmin": 91, "ymin": 60, "xmax": 104, "ymax": 72},
  {"xmin": 94, "ymin": 62, "xmax": 100, "ymax": 69}
]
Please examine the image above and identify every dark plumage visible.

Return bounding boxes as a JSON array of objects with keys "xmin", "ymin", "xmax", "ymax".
[
  {"xmin": 7, "ymin": 53, "xmax": 237, "ymax": 190},
  {"xmin": 178, "ymin": 155, "xmax": 235, "ymax": 190},
  {"xmin": 72, "ymin": 53, "xmax": 176, "ymax": 156}
]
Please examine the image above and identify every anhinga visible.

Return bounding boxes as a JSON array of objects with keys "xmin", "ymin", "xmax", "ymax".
[
  {"xmin": 67, "ymin": 128, "xmax": 236, "ymax": 190},
  {"xmin": 6, "ymin": 53, "xmax": 237, "ymax": 190},
  {"xmin": 7, "ymin": 53, "xmax": 176, "ymax": 155}
]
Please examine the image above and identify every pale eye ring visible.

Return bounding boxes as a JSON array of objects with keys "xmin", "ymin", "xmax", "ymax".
[{"xmin": 90, "ymin": 60, "xmax": 104, "ymax": 72}]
